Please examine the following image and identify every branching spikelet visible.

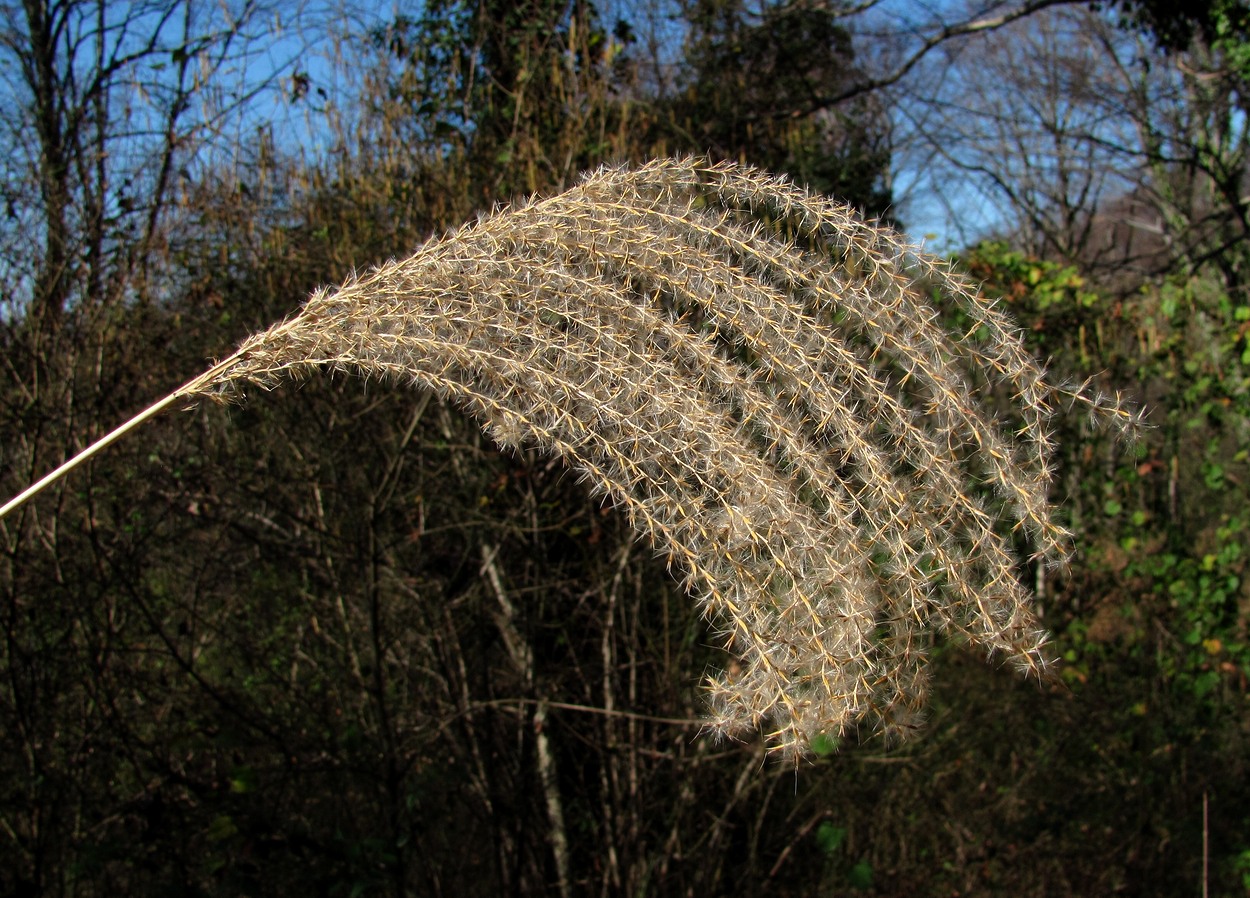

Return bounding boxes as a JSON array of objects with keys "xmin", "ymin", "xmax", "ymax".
[{"xmin": 183, "ymin": 157, "xmax": 1133, "ymax": 758}]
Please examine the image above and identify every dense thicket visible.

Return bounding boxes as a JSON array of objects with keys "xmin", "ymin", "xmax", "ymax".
[{"xmin": 1, "ymin": 1, "xmax": 1247, "ymax": 896}]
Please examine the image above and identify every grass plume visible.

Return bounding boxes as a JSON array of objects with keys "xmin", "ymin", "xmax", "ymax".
[{"xmin": 2, "ymin": 157, "xmax": 1136, "ymax": 757}]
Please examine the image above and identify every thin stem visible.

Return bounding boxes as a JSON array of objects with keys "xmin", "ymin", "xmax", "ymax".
[{"xmin": 0, "ymin": 349, "xmax": 245, "ymax": 521}]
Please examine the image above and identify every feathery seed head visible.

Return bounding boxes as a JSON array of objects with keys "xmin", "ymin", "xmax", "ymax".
[{"xmin": 190, "ymin": 157, "xmax": 1132, "ymax": 759}]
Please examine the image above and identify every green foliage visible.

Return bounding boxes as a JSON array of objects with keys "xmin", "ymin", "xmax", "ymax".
[
  {"xmin": 962, "ymin": 242, "xmax": 1250, "ymax": 700},
  {"xmin": 814, "ymin": 819, "xmax": 873, "ymax": 891},
  {"xmin": 1112, "ymin": 0, "xmax": 1250, "ymax": 53},
  {"xmin": 1235, "ymin": 847, "xmax": 1250, "ymax": 891},
  {"xmin": 1211, "ymin": 0, "xmax": 1250, "ymax": 78},
  {"xmin": 958, "ymin": 238, "xmax": 1250, "ymax": 894},
  {"xmin": 816, "ymin": 820, "xmax": 847, "ymax": 854}
]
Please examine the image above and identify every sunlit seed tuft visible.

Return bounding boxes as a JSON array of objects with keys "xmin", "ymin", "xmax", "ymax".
[{"xmin": 191, "ymin": 157, "xmax": 1132, "ymax": 759}]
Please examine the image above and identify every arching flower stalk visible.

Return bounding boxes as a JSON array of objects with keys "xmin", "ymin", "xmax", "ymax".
[{"xmin": 0, "ymin": 157, "xmax": 1136, "ymax": 757}]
